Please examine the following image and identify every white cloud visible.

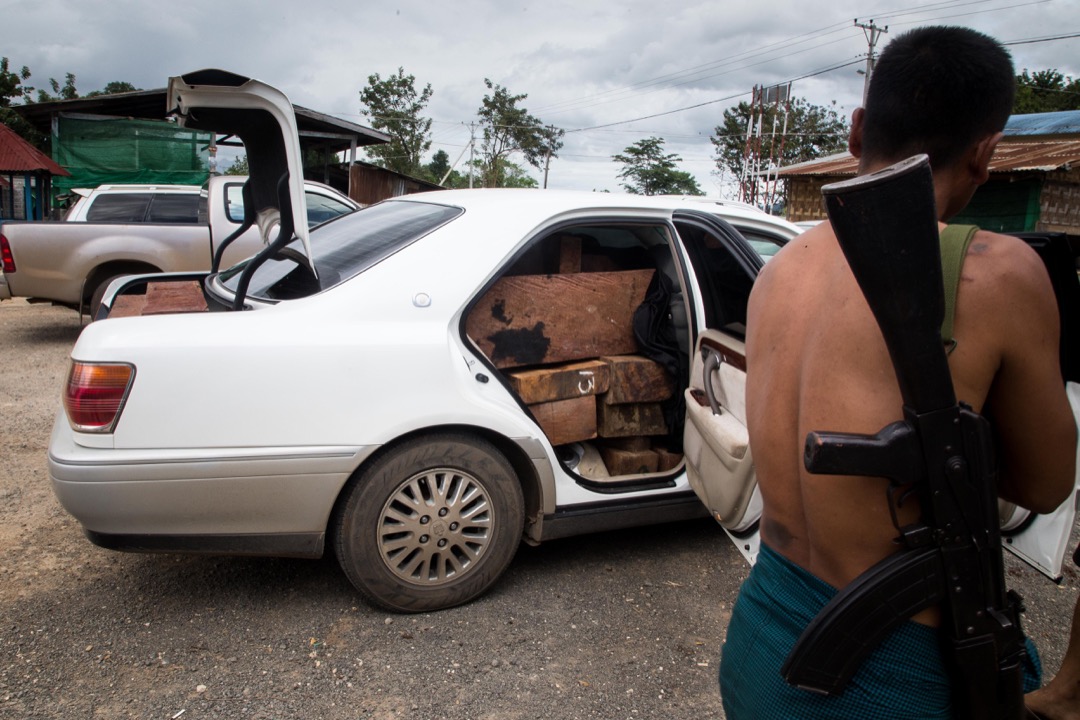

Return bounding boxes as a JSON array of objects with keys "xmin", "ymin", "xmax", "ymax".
[{"xmin": 5, "ymin": 0, "xmax": 1078, "ymax": 193}]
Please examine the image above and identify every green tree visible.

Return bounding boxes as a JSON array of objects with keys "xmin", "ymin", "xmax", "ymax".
[
  {"xmin": 224, "ymin": 154, "xmax": 249, "ymax": 176},
  {"xmin": 0, "ymin": 58, "xmax": 41, "ymax": 145},
  {"xmin": 1014, "ymin": 69, "xmax": 1080, "ymax": 113},
  {"xmin": 425, "ymin": 148, "xmax": 451, "ymax": 183},
  {"xmin": 612, "ymin": 137, "xmax": 703, "ymax": 196},
  {"xmin": 424, "ymin": 148, "xmax": 474, "ymax": 187},
  {"xmin": 712, "ymin": 96, "xmax": 848, "ymax": 204},
  {"xmin": 35, "ymin": 72, "xmax": 79, "ymax": 102},
  {"xmin": 85, "ymin": 81, "xmax": 139, "ymax": 98},
  {"xmin": 359, "ymin": 67, "xmax": 433, "ymax": 177},
  {"xmin": 498, "ymin": 160, "xmax": 538, "ymax": 188},
  {"xmin": 475, "ymin": 79, "xmax": 556, "ymax": 187}
]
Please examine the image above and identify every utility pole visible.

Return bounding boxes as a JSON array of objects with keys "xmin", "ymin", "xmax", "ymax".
[
  {"xmin": 468, "ymin": 122, "xmax": 475, "ymax": 189},
  {"xmin": 855, "ymin": 19, "xmax": 888, "ymax": 105},
  {"xmin": 542, "ymin": 125, "xmax": 554, "ymax": 189}
]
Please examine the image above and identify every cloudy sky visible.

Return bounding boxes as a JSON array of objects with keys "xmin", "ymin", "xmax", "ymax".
[{"xmin": 5, "ymin": 0, "xmax": 1079, "ymax": 194}]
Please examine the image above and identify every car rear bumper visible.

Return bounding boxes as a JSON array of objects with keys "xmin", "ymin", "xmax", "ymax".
[
  {"xmin": 0, "ymin": 272, "xmax": 10, "ymax": 300},
  {"xmin": 48, "ymin": 415, "xmax": 375, "ymax": 555}
]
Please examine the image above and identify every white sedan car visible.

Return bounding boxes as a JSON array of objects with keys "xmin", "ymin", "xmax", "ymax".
[
  {"xmin": 49, "ymin": 70, "xmax": 1075, "ymax": 614},
  {"xmin": 50, "ymin": 183, "xmax": 801, "ymax": 612}
]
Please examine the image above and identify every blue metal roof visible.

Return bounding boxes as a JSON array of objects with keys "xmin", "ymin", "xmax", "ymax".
[{"xmin": 1005, "ymin": 110, "xmax": 1080, "ymax": 137}]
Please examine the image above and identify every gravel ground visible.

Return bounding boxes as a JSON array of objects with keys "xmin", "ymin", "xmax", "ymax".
[{"xmin": 1, "ymin": 297, "xmax": 1077, "ymax": 720}]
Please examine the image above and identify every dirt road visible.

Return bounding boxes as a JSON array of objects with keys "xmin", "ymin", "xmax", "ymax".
[{"xmin": 1, "ymin": 298, "xmax": 1076, "ymax": 719}]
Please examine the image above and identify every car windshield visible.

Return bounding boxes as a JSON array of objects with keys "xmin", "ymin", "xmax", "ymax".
[{"xmin": 217, "ymin": 199, "xmax": 462, "ymax": 301}]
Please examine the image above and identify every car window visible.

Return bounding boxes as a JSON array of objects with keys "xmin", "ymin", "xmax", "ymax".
[
  {"xmin": 735, "ymin": 227, "xmax": 788, "ymax": 259},
  {"xmin": 306, "ymin": 191, "xmax": 356, "ymax": 227},
  {"xmin": 677, "ymin": 219, "xmax": 759, "ymax": 335},
  {"xmin": 85, "ymin": 194, "xmax": 152, "ymax": 222},
  {"xmin": 147, "ymin": 194, "xmax": 201, "ymax": 223},
  {"xmin": 217, "ymin": 199, "xmax": 462, "ymax": 301}
]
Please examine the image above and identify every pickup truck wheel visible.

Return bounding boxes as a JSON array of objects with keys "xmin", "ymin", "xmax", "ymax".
[{"xmin": 334, "ymin": 434, "xmax": 524, "ymax": 613}]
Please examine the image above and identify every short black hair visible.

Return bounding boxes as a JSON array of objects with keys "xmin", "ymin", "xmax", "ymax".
[{"xmin": 862, "ymin": 26, "xmax": 1015, "ymax": 169}]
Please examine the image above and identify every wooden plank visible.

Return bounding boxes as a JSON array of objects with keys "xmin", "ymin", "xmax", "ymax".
[
  {"xmin": 654, "ymin": 447, "xmax": 684, "ymax": 472},
  {"xmin": 142, "ymin": 281, "xmax": 208, "ymax": 315},
  {"xmin": 529, "ymin": 395, "xmax": 597, "ymax": 446},
  {"xmin": 600, "ymin": 435, "xmax": 652, "ymax": 452},
  {"xmin": 108, "ymin": 294, "xmax": 147, "ymax": 318},
  {"xmin": 507, "ymin": 360, "xmax": 610, "ymax": 404},
  {"xmin": 601, "ymin": 355, "xmax": 675, "ymax": 405},
  {"xmin": 596, "ymin": 401, "xmax": 668, "ymax": 438},
  {"xmin": 466, "ymin": 269, "xmax": 654, "ymax": 369},
  {"xmin": 599, "ymin": 445, "xmax": 659, "ymax": 475}
]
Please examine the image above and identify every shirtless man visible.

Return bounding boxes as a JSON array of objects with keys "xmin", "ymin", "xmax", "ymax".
[{"xmin": 718, "ymin": 26, "xmax": 1077, "ymax": 719}]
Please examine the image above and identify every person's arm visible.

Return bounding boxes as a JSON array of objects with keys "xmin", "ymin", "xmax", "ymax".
[{"xmin": 979, "ymin": 234, "xmax": 1076, "ymax": 512}]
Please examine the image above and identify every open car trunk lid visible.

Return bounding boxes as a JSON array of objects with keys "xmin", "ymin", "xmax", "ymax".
[
  {"xmin": 95, "ymin": 70, "xmax": 314, "ymax": 320},
  {"xmin": 167, "ymin": 69, "xmax": 312, "ymax": 264}
]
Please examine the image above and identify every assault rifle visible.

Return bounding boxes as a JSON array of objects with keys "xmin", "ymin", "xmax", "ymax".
[{"xmin": 779, "ymin": 155, "xmax": 1027, "ymax": 719}]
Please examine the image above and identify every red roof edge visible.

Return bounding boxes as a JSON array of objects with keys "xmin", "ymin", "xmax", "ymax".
[{"xmin": 0, "ymin": 122, "xmax": 70, "ymax": 176}]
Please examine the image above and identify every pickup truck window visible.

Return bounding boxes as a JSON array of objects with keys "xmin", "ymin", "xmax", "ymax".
[
  {"xmin": 224, "ymin": 183, "xmax": 356, "ymax": 228},
  {"xmin": 83, "ymin": 192, "xmax": 201, "ymax": 223},
  {"xmin": 86, "ymin": 194, "xmax": 153, "ymax": 222},
  {"xmin": 146, "ymin": 194, "xmax": 201, "ymax": 223}
]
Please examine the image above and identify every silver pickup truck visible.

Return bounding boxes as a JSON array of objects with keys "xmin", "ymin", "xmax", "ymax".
[{"xmin": 0, "ymin": 176, "xmax": 357, "ymax": 315}]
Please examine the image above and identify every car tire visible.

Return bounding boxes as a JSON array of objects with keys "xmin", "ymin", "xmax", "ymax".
[{"xmin": 334, "ymin": 433, "xmax": 525, "ymax": 613}]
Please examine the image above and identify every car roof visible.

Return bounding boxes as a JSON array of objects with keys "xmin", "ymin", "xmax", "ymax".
[
  {"xmin": 387, "ymin": 188, "xmax": 800, "ymax": 233},
  {"xmin": 84, "ymin": 184, "xmax": 202, "ymax": 194}
]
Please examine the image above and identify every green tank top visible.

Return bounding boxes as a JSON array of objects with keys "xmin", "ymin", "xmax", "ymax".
[{"xmin": 940, "ymin": 224, "xmax": 979, "ymax": 353}]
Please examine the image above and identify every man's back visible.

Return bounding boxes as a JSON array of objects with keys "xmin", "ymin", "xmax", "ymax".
[{"xmin": 744, "ymin": 220, "xmax": 1075, "ymax": 602}]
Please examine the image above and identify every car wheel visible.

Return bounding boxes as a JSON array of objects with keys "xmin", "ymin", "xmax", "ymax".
[{"xmin": 334, "ymin": 434, "xmax": 525, "ymax": 613}]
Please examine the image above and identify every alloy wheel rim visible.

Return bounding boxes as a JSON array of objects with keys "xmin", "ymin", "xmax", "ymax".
[{"xmin": 377, "ymin": 467, "xmax": 494, "ymax": 586}]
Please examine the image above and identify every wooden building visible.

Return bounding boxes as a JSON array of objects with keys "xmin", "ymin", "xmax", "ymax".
[
  {"xmin": 0, "ymin": 121, "xmax": 70, "ymax": 220},
  {"xmin": 777, "ymin": 110, "xmax": 1080, "ymax": 237}
]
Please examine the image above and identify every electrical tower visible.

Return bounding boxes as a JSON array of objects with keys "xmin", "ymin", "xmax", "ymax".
[{"xmin": 739, "ymin": 82, "xmax": 792, "ymax": 211}]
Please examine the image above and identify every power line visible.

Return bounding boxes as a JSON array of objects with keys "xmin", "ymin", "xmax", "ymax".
[{"xmin": 566, "ymin": 58, "xmax": 863, "ymax": 133}]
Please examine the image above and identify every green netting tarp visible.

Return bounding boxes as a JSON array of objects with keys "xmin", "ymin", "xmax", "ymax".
[
  {"xmin": 953, "ymin": 177, "xmax": 1043, "ymax": 233},
  {"xmin": 52, "ymin": 114, "xmax": 212, "ymax": 198}
]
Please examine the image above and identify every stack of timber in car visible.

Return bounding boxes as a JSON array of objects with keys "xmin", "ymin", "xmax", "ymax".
[
  {"xmin": 465, "ymin": 269, "xmax": 654, "ymax": 369},
  {"xmin": 594, "ymin": 354, "xmax": 678, "ymax": 474},
  {"xmin": 467, "ymin": 245, "xmax": 683, "ymax": 473},
  {"xmin": 507, "ymin": 360, "xmax": 610, "ymax": 446}
]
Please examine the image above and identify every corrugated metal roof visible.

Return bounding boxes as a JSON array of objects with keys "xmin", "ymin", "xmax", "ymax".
[
  {"xmin": 1005, "ymin": 110, "xmax": 1080, "ymax": 137},
  {"xmin": 990, "ymin": 139, "xmax": 1080, "ymax": 171},
  {"xmin": 777, "ymin": 139, "xmax": 1080, "ymax": 177},
  {"xmin": 0, "ymin": 122, "xmax": 70, "ymax": 175},
  {"xmin": 775, "ymin": 151, "xmax": 857, "ymax": 177},
  {"xmin": 12, "ymin": 90, "xmax": 389, "ymax": 153},
  {"xmin": 776, "ymin": 110, "xmax": 1080, "ymax": 178}
]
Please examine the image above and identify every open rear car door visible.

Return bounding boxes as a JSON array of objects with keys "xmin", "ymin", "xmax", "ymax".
[
  {"xmin": 674, "ymin": 210, "xmax": 766, "ymax": 564},
  {"xmin": 680, "ymin": 225, "xmax": 1080, "ymax": 577}
]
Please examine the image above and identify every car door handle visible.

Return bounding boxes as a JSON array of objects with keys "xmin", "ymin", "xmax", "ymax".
[{"xmin": 702, "ymin": 349, "xmax": 724, "ymax": 416}]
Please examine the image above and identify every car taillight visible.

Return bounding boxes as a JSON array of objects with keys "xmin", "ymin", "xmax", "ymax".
[
  {"xmin": 1, "ymin": 233, "xmax": 14, "ymax": 273},
  {"xmin": 63, "ymin": 362, "xmax": 135, "ymax": 433}
]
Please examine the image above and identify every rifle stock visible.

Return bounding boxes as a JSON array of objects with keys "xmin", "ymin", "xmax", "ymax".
[{"xmin": 779, "ymin": 155, "xmax": 1026, "ymax": 719}]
